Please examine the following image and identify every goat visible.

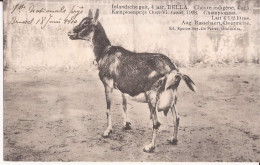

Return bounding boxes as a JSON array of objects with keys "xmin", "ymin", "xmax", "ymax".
[{"xmin": 68, "ymin": 9, "xmax": 196, "ymax": 153}]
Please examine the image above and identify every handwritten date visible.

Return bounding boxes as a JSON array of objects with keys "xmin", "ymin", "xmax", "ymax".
[{"xmin": 9, "ymin": 3, "xmax": 84, "ymax": 29}]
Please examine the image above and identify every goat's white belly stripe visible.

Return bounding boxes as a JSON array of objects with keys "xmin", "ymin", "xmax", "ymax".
[
  {"xmin": 124, "ymin": 93, "xmax": 147, "ymax": 103},
  {"xmin": 148, "ymin": 71, "xmax": 157, "ymax": 78}
]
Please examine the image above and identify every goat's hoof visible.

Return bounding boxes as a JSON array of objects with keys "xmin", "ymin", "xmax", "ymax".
[
  {"xmin": 167, "ymin": 139, "xmax": 178, "ymax": 145},
  {"xmin": 143, "ymin": 144, "xmax": 155, "ymax": 153},
  {"xmin": 123, "ymin": 122, "xmax": 132, "ymax": 130},
  {"xmin": 102, "ymin": 129, "xmax": 112, "ymax": 138}
]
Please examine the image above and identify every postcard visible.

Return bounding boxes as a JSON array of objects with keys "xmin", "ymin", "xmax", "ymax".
[{"xmin": 3, "ymin": 0, "xmax": 260, "ymax": 162}]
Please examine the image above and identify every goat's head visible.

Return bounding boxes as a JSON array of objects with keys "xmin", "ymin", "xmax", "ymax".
[{"xmin": 68, "ymin": 9, "xmax": 99, "ymax": 41}]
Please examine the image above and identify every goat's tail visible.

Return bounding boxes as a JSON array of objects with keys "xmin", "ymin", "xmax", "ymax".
[
  {"xmin": 181, "ymin": 74, "xmax": 197, "ymax": 92},
  {"xmin": 164, "ymin": 70, "xmax": 197, "ymax": 92},
  {"xmin": 157, "ymin": 70, "xmax": 196, "ymax": 114}
]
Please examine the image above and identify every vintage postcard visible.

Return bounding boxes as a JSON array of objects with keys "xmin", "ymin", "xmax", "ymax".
[{"xmin": 3, "ymin": 0, "xmax": 260, "ymax": 162}]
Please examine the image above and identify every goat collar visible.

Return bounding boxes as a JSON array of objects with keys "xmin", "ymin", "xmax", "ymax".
[
  {"xmin": 93, "ymin": 45, "xmax": 112, "ymax": 63},
  {"xmin": 93, "ymin": 45, "xmax": 111, "ymax": 53}
]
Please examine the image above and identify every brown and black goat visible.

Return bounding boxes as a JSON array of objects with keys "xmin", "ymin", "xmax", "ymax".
[{"xmin": 68, "ymin": 9, "xmax": 196, "ymax": 152}]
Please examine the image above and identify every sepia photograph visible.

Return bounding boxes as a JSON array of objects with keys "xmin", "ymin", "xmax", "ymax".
[{"xmin": 3, "ymin": 0, "xmax": 260, "ymax": 162}]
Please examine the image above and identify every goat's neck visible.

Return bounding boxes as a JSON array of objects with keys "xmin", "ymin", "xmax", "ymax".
[{"xmin": 92, "ymin": 22, "xmax": 111, "ymax": 62}]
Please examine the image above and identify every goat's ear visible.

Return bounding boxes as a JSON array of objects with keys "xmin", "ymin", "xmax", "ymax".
[
  {"xmin": 88, "ymin": 9, "xmax": 93, "ymax": 18},
  {"xmin": 94, "ymin": 9, "xmax": 99, "ymax": 22}
]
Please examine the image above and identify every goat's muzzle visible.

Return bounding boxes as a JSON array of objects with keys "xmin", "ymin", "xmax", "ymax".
[{"xmin": 68, "ymin": 31, "xmax": 77, "ymax": 40}]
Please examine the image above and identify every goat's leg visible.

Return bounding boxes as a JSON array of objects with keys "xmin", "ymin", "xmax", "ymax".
[
  {"xmin": 168, "ymin": 105, "xmax": 179, "ymax": 145},
  {"xmin": 102, "ymin": 84, "xmax": 113, "ymax": 138},
  {"xmin": 122, "ymin": 94, "xmax": 131, "ymax": 130},
  {"xmin": 143, "ymin": 91, "xmax": 160, "ymax": 153}
]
